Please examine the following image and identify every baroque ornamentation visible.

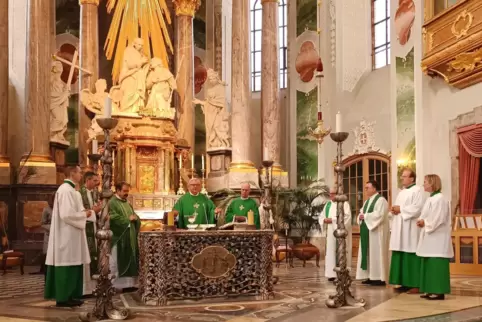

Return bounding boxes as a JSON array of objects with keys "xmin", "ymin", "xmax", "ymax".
[
  {"xmin": 447, "ymin": 47, "xmax": 482, "ymax": 73},
  {"xmin": 350, "ymin": 120, "xmax": 380, "ymax": 155},
  {"xmin": 173, "ymin": 0, "xmax": 201, "ymax": 17},
  {"xmin": 329, "ymin": 0, "xmax": 336, "ymax": 68},
  {"xmin": 451, "ymin": 9, "xmax": 473, "ymax": 39},
  {"xmin": 80, "ymin": 79, "xmax": 111, "ymax": 142},
  {"xmin": 191, "ymin": 246, "xmax": 237, "ymax": 278},
  {"xmin": 138, "ymin": 231, "xmax": 274, "ymax": 305},
  {"xmin": 50, "ymin": 60, "xmax": 70, "ymax": 146}
]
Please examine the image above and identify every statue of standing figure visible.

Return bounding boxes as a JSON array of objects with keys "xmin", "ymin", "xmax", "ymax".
[
  {"xmin": 50, "ymin": 60, "xmax": 70, "ymax": 146},
  {"xmin": 114, "ymin": 38, "xmax": 149, "ymax": 114},
  {"xmin": 145, "ymin": 57, "xmax": 177, "ymax": 118},
  {"xmin": 80, "ymin": 79, "xmax": 111, "ymax": 142},
  {"xmin": 193, "ymin": 69, "xmax": 231, "ymax": 149}
]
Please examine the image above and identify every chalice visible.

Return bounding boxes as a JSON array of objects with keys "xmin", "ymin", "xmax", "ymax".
[{"xmin": 187, "ymin": 213, "xmax": 198, "ymax": 230}]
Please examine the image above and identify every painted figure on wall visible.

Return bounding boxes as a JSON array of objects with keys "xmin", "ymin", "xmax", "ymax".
[
  {"xmin": 395, "ymin": 0, "xmax": 416, "ymax": 46},
  {"xmin": 295, "ymin": 41, "xmax": 321, "ymax": 83}
]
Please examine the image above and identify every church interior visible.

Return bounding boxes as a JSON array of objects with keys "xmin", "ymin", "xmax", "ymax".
[{"xmin": 1, "ymin": 0, "xmax": 482, "ymax": 321}]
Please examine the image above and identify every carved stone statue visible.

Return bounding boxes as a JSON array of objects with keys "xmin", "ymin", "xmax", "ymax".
[
  {"xmin": 112, "ymin": 38, "xmax": 149, "ymax": 114},
  {"xmin": 50, "ymin": 60, "xmax": 70, "ymax": 146},
  {"xmin": 80, "ymin": 79, "xmax": 110, "ymax": 142},
  {"xmin": 193, "ymin": 69, "xmax": 231, "ymax": 149},
  {"xmin": 145, "ymin": 57, "xmax": 177, "ymax": 119}
]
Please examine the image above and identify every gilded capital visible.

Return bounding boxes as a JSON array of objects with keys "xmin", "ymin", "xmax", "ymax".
[
  {"xmin": 173, "ymin": 0, "xmax": 201, "ymax": 17},
  {"xmin": 79, "ymin": 0, "xmax": 99, "ymax": 5}
]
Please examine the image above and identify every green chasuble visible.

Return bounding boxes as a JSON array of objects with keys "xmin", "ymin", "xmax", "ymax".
[
  {"xmin": 79, "ymin": 186, "xmax": 99, "ymax": 275},
  {"xmin": 225, "ymin": 198, "xmax": 261, "ymax": 229},
  {"xmin": 173, "ymin": 193, "xmax": 216, "ymax": 229},
  {"xmin": 360, "ymin": 194, "xmax": 381, "ymax": 270},
  {"xmin": 109, "ymin": 197, "xmax": 140, "ymax": 277}
]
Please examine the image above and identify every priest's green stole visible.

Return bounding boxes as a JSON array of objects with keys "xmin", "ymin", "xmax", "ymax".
[
  {"xmin": 173, "ymin": 193, "xmax": 216, "ymax": 229},
  {"xmin": 360, "ymin": 194, "xmax": 381, "ymax": 270}
]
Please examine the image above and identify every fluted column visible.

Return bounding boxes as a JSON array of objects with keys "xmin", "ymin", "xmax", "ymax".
[
  {"xmin": 173, "ymin": 0, "xmax": 200, "ymax": 149},
  {"xmin": 205, "ymin": 0, "xmax": 223, "ymax": 73},
  {"xmin": 261, "ymin": 0, "xmax": 281, "ymax": 166},
  {"xmin": 79, "ymin": 0, "xmax": 100, "ymax": 167},
  {"xmin": 22, "ymin": 0, "xmax": 56, "ymax": 184},
  {"xmin": 0, "ymin": 1, "xmax": 10, "ymax": 184}
]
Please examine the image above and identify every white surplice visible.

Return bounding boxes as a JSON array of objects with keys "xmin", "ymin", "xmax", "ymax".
[
  {"xmin": 46, "ymin": 181, "xmax": 91, "ymax": 268},
  {"xmin": 355, "ymin": 193, "xmax": 390, "ymax": 282},
  {"xmin": 83, "ymin": 189, "xmax": 98, "ymax": 295},
  {"xmin": 390, "ymin": 185, "xmax": 425, "ymax": 252},
  {"xmin": 416, "ymin": 193, "xmax": 454, "ymax": 258},
  {"xmin": 319, "ymin": 201, "xmax": 352, "ymax": 278}
]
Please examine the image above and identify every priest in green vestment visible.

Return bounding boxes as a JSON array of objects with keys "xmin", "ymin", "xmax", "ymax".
[
  {"xmin": 224, "ymin": 182, "xmax": 261, "ymax": 229},
  {"xmin": 79, "ymin": 171, "xmax": 101, "ymax": 295},
  {"xmin": 109, "ymin": 182, "xmax": 141, "ymax": 290},
  {"xmin": 45, "ymin": 166, "xmax": 101, "ymax": 307},
  {"xmin": 173, "ymin": 178, "xmax": 222, "ymax": 229}
]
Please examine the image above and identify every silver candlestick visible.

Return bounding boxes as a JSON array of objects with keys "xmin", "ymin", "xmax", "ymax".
[
  {"xmin": 261, "ymin": 160, "xmax": 274, "ymax": 230},
  {"xmin": 80, "ymin": 118, "xmax": 129, "ymax": 321},
  {"xmin": 325, "ymin": 132, "xmax": 365, "ymax": 309}
]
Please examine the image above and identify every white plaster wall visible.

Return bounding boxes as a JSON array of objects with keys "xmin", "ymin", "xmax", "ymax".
[
  {"xmin": 420, "ymin": 79, "xmax": 482, "ymax": 200},
  {"xmin": 8, "ymin": 0, "xmax": 28, "ymax": 168}
]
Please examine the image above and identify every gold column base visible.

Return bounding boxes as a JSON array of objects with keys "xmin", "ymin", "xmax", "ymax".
[
  {"xmin": 18, "ymin": 154, "xmax": 56, "ymax": 185},
  {"xmin": 229, "ymin": 161, "xmax": 258, "ymax": 173},
  {"xmin": 0, "ymin": 156, "xmax": 11, "ymax": 185}
]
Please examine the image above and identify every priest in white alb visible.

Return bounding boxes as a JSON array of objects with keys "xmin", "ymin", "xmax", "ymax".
[
  {"xmin": 389, "ymin": 168, "xmax": 425, "ymax": 293},
  {"xmin": 319, "ymin": 187, "xmax": 352, "ymax": 282},
  {"xmin": 45, "ymin": 166, "xmax": 101, "ymax": 307},
  {"xmin": 355, "ymin": 180, "xmax": 390, "ymax": 286},
  {"xmin": 417, "ymin": 174, "xmax": 453, "ymax": 300}
]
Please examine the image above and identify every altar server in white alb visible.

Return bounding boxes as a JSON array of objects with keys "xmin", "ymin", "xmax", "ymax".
[
  {"xmin": 45, "ymin": 166, "xmax": 100, "ymax": 307},
  {"xmin": 389, "ymin": 168, "xmax": 425, "ymax": 294},
  {"xmin": 356, "ymin": 180, "xmax": 390, "ymax": 286},
  {"xmin": 416, "ymin": 174, "xmax": 453, "ymax": 300},
  {"xmin": 319, "ymin": 187, "xmax": 352, "ymax": 282}
]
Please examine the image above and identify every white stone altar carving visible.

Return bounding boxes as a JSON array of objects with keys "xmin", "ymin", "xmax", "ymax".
[
  {"xmin": 145, "ymin": 57, "xmax": 177, "ymax": 119},
  {"xmin": 193, "ymin": 69, "xmax": 231, "ymax": 149},
  {"xmin": 80, "ymin": 79, "xmax": 111, "ymax": 142},
  {"xmin": 50, "ymin": 60, "xmax": 70, "ymax": 146}
]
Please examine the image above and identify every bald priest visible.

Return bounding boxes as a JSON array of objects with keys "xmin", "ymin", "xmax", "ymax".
[
  {"xmin": 225, "ymin": 182, "xmax": 261, "ymax": 229},
  {"xmin": 173, "ymin": 178, "xmax": 222, "ymax": 229}
]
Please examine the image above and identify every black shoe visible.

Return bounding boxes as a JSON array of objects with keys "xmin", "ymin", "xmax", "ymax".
[
  {"xmin": 420, "ymin": 293, "xmax": 430, "ymax": 299},
  {"xmin": 427, "ymin": 294, "xmax": 445, "ymax": 300},
  {"xmin": 328, "ymin": 278, "xmax": 335, "ymax": 282},
  {"xmin": 370, "ymin": 280, "xmax": 386, "ymax": 286},
  {"xmin": 56, "ymin": 300, "xmax": 81, "ymax": 308},
  {"xmin": 394, "ymin": 286, "xmax": 410, "ymax": 293},
  {"xmin": 361, "ymin": 279, "xmax": 372, "ymax": 285}
]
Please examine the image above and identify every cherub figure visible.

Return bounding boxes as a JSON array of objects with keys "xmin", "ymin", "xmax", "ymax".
[{"xmin": 80, "ymin": 79, "xmax": 110, "ymax": 142}]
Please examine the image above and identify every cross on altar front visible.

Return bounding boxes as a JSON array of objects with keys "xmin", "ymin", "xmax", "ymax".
[{"xmin": 53, "ymin": 50, "xmax": 93, "ymax": 88}]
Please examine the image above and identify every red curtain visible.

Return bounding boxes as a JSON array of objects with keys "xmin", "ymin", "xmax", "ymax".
[{"xmin": 458, "ymin": 124, "xmax": 482, "ymax": 214}]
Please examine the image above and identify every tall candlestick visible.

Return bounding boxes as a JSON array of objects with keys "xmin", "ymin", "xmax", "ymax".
[
  {"xmin": 335, "ymin": 112, "xmax": 342, "ymax": 133},
  {"xmin": 263, "ymin": 146, "xmax": 269, "ymax": 161},
  {"xmin": 179, "ymin": 153, "xmax": 182, "ymax": 169},
  {"xmin": 201, "ymin": 154, "xmax": 205, "ymax": 170},
  {"xmin": 191, "ymin": 154, "xmax": 194, "ymax": 169},
  {"xmin": 92, "ymin": 139, "xmax": 98, "ymax": 154},
  {"xmin": 104, "ymin": 97, "xmax": 112, "ymax": 118}
]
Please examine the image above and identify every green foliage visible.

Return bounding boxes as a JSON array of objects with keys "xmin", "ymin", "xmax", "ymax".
[{"xmin": 296, "ymin": 0, "xmax": 317, "ymax": 36}]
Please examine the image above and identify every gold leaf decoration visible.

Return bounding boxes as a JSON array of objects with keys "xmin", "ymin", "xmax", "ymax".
[{"xmin": 105, "ymin": 0, "xmax": 174, "ymax": 84}]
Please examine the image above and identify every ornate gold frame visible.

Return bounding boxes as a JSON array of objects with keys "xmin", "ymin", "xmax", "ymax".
[{"xmin": 421, "ymin": 0, "xmax": 482, "ymax": 89}]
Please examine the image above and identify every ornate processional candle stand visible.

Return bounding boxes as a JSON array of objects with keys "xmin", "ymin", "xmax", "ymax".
[
  {"xmin": 80, "ymin": 117, "xmax": 129, "ymax": 321},
  {"xmin": 325, "ymin": 132, "xmax": 365, "ymax": 309},
  {"xmin": 261, "ymin": 160, "xmax": 274, "ymax": 230}
]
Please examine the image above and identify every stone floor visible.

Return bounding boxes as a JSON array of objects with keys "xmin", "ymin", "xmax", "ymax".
[{"xmin": 0, "ymin": 262, "xmax": 481, "ymax": 322}]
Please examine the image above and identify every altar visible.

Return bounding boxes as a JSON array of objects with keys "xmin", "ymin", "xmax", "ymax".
[{"xmin": 137, "ymin": 230, "xmax": 274, "ymax": 306}]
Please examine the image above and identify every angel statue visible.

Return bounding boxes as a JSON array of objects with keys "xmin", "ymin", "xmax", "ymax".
[
  {"xmin": 192, "ymin": 69, "xmax": 231, "ymax": 149},
  {"xmin": 50, "ymin": 60, "xmax": 70, "ymax": 146},
  {"xmin": 110, "ymin": 38, "xmax": 149, "ymax": 115},
  {"xmin": 80, "ymin": 79, "xmax": 109, "ymax": 142},
  {"xmin": 145, "ymin": 57, "xmax": 177, "ymax": 119}
]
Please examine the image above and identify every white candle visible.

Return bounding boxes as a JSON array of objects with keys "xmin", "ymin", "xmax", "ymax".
[
  {"xmin": 202, "ymin": 154, "xmax": 205, "ymax": 170},
  {"xmin": 92, "ymin": 139, "xmax": 98, "ymax": 154},
  {"xmin": 263, "ymin": 146, "xmax": 269, "ymax": 160},
  {"xmin": 179, "ymin": 153, "xmax": 182, "ymax": 169},
  {"xmin": 335, "ymin": 111, "xmax": 342, "ymax": 133},
  {"xmin": 191, "ymin": 154, "xmax": 194, "ymax": 169},
  {"xmin": 104, "ymin": 97, "xmax": 112, "ymax": 118}
]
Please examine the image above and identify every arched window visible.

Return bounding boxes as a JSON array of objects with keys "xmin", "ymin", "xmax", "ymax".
[{"xmin": 250, "ymin": 0, "xmax": 288, "ymax": 92}]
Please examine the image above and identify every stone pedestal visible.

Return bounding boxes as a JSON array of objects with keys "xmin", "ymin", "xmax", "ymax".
[
  {"xmin": 22, "ymin": 0, "xmax": 56, "ymax": 184},
  {"xmin": 206, "ymin": 148, "xmax": 231, "ymax": 192},
  {"xmin": 0, "ymin": 1, "xmax": 10, "ymax": 185},
  {"xmin": 50, "ymin": 142, "xmax": 69, "ymax": 184},
  {"xmin": 78, "ymin": 0, "xmax": 99, "ymax": 168},
  {"xmin": 173, "ymin": 0, "xmax": 200, "ymax": 149},
  {"xmin": 228, "ymin": 0, "xmax": 258, "ymax": 188}
]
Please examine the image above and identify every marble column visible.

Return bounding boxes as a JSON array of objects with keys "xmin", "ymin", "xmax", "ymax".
[
  {"xmin": 261, "ymin": 0, "xmax": 281, "ymax": 166},
  {"xmin": 23, "ymin": 0, "xmax": 56, "ymax": 184},
  {"xmin": 0, "ymin": 1, "xmax": 10, "ymax": 184},
  {"xmin": 228, "ymin": 0, "xmax": 257, "ymax": 187},
  {"xmin": 79, "ymin": 0, "xmax": 100, "ymax": 167},
  {"xmin": 173, "ymin": 0, "xmax": 200, "ymax": 149},
  {"xmin": 205, "ymin": 0, "xmax": 223, "ymax": 73}
]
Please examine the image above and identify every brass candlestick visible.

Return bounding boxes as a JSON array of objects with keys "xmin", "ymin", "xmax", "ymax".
[
  {"xmin": 308, "ymin": 119, "xmax": 331, "ymax": 144},
  {"xmin": 80, "ymin": 118, "xmax": 128, "ymax": 321},
  {"xmin": 325, "ymin": 132, "xmax": 365, "ymax": 309},
  {"xmin": 201, "ymin": 168, "xmax": 207, "ymax": 195},
  {"xmin": 177, "ymin": 169, "xmax": 185, "ymax": 195}
]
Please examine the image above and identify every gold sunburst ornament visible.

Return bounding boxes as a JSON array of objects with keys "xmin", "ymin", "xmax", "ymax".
[{"xmin": 105, "ymin": 0, "xmax": 174, "ymax": 84}]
